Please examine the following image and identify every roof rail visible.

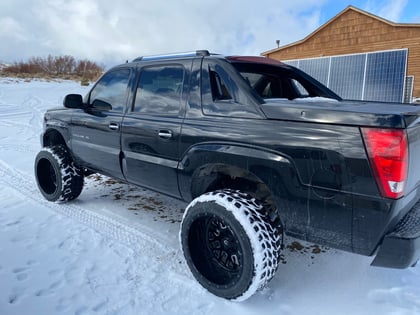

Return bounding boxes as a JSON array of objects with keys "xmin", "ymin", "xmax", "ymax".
[{"xmin": 133, "ymin": 50, "xmax": 210, "ymax": 62}]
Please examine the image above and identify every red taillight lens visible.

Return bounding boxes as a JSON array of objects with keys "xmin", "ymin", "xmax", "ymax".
[{"xmin": 361, "ymin": 128, "xmax": 408, "ymax": 199}]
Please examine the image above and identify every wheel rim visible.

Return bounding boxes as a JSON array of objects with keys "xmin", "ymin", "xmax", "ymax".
[
  {"xmin": 206, "ymin": 217, "xmax": 242, "ymax": 272},
  {"xmin": 37, "ymin": 158, "xmax": 58, "ymax": 195},
  {"xmin": 188, "ymin": 215, "xmax": 243, "ymax": 287}
]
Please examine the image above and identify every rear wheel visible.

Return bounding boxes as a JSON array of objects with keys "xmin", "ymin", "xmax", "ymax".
[
  {"xmin": 180, "ymin": 189, "xmax": 281, "ymax": 301},
  {"xmin": 34, "ymin": 145, "xmax": 84, "ymax": 202}
]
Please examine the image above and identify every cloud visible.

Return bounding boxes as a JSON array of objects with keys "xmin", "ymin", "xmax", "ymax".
[
  {"xmin": 0, "ymin": 0, "xmax": 328, "ymax": 66},
  {"xmin": 0, "ymin": 17, "xmax": 26, "ymax": 40},
  {"xmin": 364, "ymin": 0, "xmax": 408, "ymax": 22}
]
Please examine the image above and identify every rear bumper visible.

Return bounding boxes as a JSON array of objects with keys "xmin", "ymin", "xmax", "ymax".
[{"xmin": 371, "ymin": 199, "xmax": 420, "ymax": 268}]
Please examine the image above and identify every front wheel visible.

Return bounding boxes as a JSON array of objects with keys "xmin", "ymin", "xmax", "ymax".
[
  {"xmin": 180, "ymin": 190, "xmax": 281, "ymax": 301},
  {"xmin": 34, "ymin": 145, "xmax": 84, "ymax": 202}
]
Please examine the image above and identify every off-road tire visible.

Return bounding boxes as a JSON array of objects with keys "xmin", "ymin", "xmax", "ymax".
[
  {"xmin": 180, "ymin": 189, "xmax": 281, "ymax": 301},
  {"xmin": 35, "ymin": 145, "xmax": 84, "ymax": 202}
]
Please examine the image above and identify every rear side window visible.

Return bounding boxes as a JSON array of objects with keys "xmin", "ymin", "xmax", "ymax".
[
  {"xmin": 134, "ymin": 65, "xmax": 184, "ymax": 116},
  {"xmin": 239, "ymin": 71, "xmax": 299, "ymax": 99},
  {"xmin": 89, "ymin": 69, "xmax": 130, "ymax": 112},
  {"xmin": 209, "ymin": 70, "xmax": 232, "ymax": 101},
  {"xmin": 232, "ymin": 62, "xmax": 341, "ymax": 101},
  {"xmin": 201, "ymin": 61, "xmax": 260, "ymax": 118},
  {"xmin": 291, "ymin": 79, "xmax": 310, "ymax": 97}
]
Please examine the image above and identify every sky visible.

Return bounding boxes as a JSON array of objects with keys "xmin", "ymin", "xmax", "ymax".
[{"xmin": 0, "ymin": 0, "xmax": 419, "ymax": 67}]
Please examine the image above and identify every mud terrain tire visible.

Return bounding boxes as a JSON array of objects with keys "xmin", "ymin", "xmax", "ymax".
[
  {"xmin": 35, "ymin": 145, "xmax": 84, "ymax": 202},
  {"xmin": 180, "ymin": 189, "xmax": 281, "ymax": 301}
]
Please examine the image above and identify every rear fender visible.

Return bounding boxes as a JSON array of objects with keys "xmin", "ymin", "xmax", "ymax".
[{"xmin": 177, "ymin": 142, "xmax": 302, "ymax": 212}]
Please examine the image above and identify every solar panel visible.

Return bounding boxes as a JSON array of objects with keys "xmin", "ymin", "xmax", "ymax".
[
  {"xmin": 298, "ymin": 58, "xmax": 330, "ymax": 86},
  {"xmin": 329, "ymin": 54, "xmax": 366, "ymax": 100},
  {"xmin": 363, "ymin": 50, "xmax": 407, "ymax": 102},
  {"xmin": 404, "ymin": 76, "xmax": 414, "ymax": 103},
  {"xmin": 285, "ymin": 49, "xmax": 408, "ymax": 103},
  {"xmin": 286, "ymin": 60, "xmax": 299, "ymax": 68}
]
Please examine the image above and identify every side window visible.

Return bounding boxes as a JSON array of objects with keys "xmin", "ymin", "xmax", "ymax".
[
  {"xmin": 292, "ymin": 79, "xmax": 310, "ymax": 97},
  {"xmin": 201, "ymin": 62, "xmax": 260, "ymax": 118},
  {"xmin": 134, "ymin": 65, "xmax": 184, "ymax": 116},
  {"xmin": 209, "ymin": 71, "xmax": 232, "ymax": 101},
  {"xmin": 89, "ymin": 69, "xmax": 130, "ymax": 112}
]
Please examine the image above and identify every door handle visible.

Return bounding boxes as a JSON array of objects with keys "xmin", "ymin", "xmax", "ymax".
[
  {"xmin": 109, "ymin": 122, "xmax": 119, "ymax": 130},
  {"xmin": 158, "ymin": 129, "xmax": 173, "ymax": 139}
]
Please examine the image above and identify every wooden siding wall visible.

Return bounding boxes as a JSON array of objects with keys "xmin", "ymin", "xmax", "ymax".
[{"xmin": 266, "ymin": 10, "xmax": 420, "ymax": 98}]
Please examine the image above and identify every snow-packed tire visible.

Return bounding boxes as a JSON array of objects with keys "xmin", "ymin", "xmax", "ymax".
[
  {"xmin": 34, "ymin": 145, "xmax": 84, "ymax": 202},
  {"xmin": 180, "ymin": 189, "xmax": 281, "ymax": 301}
]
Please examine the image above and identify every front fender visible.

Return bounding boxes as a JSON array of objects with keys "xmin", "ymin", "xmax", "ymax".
[
  {"xmin": 41, "ymin": 121, "xmax": 71, "ymax": 149},
  {"xmin": 41, "ymin": 109, "xmax": 73, "ymax": 148}
]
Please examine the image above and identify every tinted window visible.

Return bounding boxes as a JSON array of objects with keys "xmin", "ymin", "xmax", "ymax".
[
  {"xmin": 89, "ymin": 69, "xmax": 130, "ymax": 112},
  {"xmin": 231, "ymin": 62, "xmax": 340, "ymax": 101},
  {"xmin": 134, "ymin": 65, "xmax": 184, "ymax": 115},
  {"xmin": 239, "ymin": 71, "xmax": 299, "ymax": 99},
  {"xmin": 209, "ymin": 70, "xmax": 232, "ymax": 101},
  {"xmin": 291, "ymin": 79, "xmax": 310, "ymax": 97},
  {"xmin": 201, "ymin": 62, "xmax": 260, "ymax": 118}
]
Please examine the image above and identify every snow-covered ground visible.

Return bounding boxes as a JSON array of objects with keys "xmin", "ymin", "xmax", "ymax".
[{"xmin": 0, "ymin": 77, "xmax": 419, "ymax": 315}]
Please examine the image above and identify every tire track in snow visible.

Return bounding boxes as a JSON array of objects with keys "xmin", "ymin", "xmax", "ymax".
[
  {"xmin": 0, "ymin": 162, "xmax": 215, "ymax": 314},
  {"xmin": 0, "ymin": 103, "xmax": 42, "ymax": 140},
  {"xmin": 0, "ymin": 92, "xmax": 46, "ymax": 139},
  {"xmin": 0, "ymin": 158, "xmax": 177, "ymax": 260},
  {"xmin": 21, "ymin": 95, "xmax": 46, "ymax": 129},
  {"xmin": 0, "ymin": 159, "xmax": 213, "ymax": 311},
  {"xmin": 0, "ymin": 143, "xmax": 38, "ymax": 153}
]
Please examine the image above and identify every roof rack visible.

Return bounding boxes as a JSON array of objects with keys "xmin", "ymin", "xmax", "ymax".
[{"xmin": 133, "ymin": 50, "xmax": 210, "ymax": 62}]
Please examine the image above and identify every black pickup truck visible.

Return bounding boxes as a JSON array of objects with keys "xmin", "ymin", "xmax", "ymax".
[{"xmin": 35, "ymin": 50, "xmax": 420, "ymax": 301}]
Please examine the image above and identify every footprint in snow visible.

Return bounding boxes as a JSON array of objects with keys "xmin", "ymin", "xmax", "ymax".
[
  {"xmin": 35, "ymin": 279, "xmax": 64, "ymax": 297},
  {"xmin": 13, "ymin": 267, "xmax": 29, "ymax": 282},
  {"xmin": 7, "ymin": 287, "xmax": 26, "ymax": 305}
]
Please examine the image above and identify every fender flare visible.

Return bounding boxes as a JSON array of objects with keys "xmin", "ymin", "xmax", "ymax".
[
  {"xmin": 42, "ymin": 120, "xmax": 71, "ymax": 149},
  {"xmin": 178, "ymin": 142, "xmax": 302, "ymax": 203}
]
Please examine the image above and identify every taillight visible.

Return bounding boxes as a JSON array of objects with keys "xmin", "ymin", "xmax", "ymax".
[{"xmin": 361, "ymin": 128, "xmax": 408, "ymax": 199}]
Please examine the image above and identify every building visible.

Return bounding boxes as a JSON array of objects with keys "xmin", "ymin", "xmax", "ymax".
[{"xmin": 262, "ymin": 6, "xmax": 420, "ymax": 103}]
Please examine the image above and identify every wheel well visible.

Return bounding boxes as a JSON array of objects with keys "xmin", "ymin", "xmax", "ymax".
[
  {"xmin": 42, "ymin": 129, "xmax": 92, "ymax": 176},
  {"xmin": 43, "ymin": 129, "xmax": 67, "ymax": 148},
  {"xmin": 191, "ymin": 164, "xmax": 278, "ymax": 220}
]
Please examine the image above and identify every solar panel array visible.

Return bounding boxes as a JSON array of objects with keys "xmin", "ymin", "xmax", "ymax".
[
  {"xmin": 285, "ymin": 49, "xmax": 408, "ymax": 103},
  {"xmin": 404, "ymin": 76, "xmax": 414, "ymax": 103}
]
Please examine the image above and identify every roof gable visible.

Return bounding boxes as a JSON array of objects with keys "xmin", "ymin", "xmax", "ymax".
[{"xmin": 262, "ymin": 5, "xmax": 420, "ymax": 55}]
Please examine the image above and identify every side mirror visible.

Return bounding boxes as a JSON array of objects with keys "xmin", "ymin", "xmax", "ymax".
[
  {"xmin": 63, "ymin": 94, "xmax": 84, "ymax": 108},
  {"xmin": 92, "ymin": 99, "xmax": 112, "ymax": 111}
]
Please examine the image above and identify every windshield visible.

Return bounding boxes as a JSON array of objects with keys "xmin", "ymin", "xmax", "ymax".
[{"xmin": 231, "ymin": 62, "xmax": 341, "ymax": 101}]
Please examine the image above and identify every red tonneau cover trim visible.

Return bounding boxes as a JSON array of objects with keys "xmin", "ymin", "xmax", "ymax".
[{"xmin": 226, "ymin": 56, "xmax": 285, "ymax": 66}]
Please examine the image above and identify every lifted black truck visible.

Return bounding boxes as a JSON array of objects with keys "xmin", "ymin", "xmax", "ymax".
[{"xmin": 35, "ymin": 50, "xmax": 420, "ymax": 301}]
